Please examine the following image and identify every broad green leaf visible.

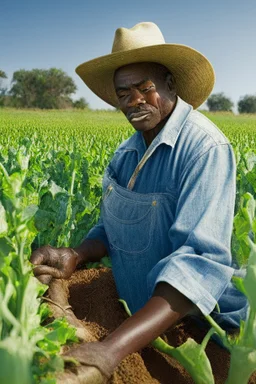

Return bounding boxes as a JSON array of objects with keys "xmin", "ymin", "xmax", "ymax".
[
  {"xmin": 20, "ymin": 276, "xmax": 47, "ymax": 337},
  {"xmin": 0, "ymin": 240, "xmax": 13, "ymax": 268},
  {"xmin": 0, "ymin": 337, "xmax": 33, "ymax": 384},
  {"xmin": 17, "ymin": 153, "xmax": 30, "ymax": 170},
  {"xmin": 172, "ymin": 338, "xmax": 214, "ymax": 384},
  {"xmin": 245, "ymin": 152, "xmax": 256, "ymax": 172},
  {"xmin": 7, "ymin": 172, "xmax": 24, "ymax": 196},
  {"xmin": 252, "ymin": 218, "xmax": 256, "ymax": 236},
  {"xmin": 21, "ymin": 204, "xmax": 38, "ymax": 222},
  {"xmin": 226, "ymin": 346, "xmax": 256, "ymax": 384},
  {"xmin": 244, "ymin": 240, "xmax": 256, "ymax": 310},
  {"xmin": 37, "ymin": 338, "xmax": 60, "ymax": 354},
  {"xmin": 232, "ymin": 276, "xmax": 246, "ymax": 295},
  {"xmin": 234, "ymin": 214, "xmax": 250, "ymax": 238},
  {"xmin": 247, "ymin": 170, "xmax": 256, "ymax": 194},
  {"xmin": 45, "ymin": 318, "xmax": 77, "ymax": 345},
  {"xmin": 243, "ymin": 193, "xmax": 255, "ymax": 224},
  {"xmin": 0, "ymin": 202, "xmax": 8, "ymax": 236},
  {"xmin": 49, "ymin": 181, "xmax": 66, "ymax": 198},
  {"xmin": 151, "ymin": 337, "xmax": 214, "ymax": 384},
  {"xmin": 34, "ymin": 209, "xmax": 55, "ymax": 231}
]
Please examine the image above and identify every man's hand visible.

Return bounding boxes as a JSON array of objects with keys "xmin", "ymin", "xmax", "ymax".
[
  {"xmin": 31, "ymin": 239, "xmax": 107, "ymax": 285},
  {"xmin": 63, "ymin": 284, "xmax": 195, "ymax": 380},
  {"xmin": 64, "ymin": 341, "xmax": 117, "ymax": 380},
  {"xmin": 30, "ymin": 245, "xmax": 78, "ymax": 284}
]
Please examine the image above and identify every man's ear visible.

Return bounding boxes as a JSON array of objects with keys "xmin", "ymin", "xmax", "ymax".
[{"xmin": 166, "ymin": 73, "xmax": 176, "ymax": 93}]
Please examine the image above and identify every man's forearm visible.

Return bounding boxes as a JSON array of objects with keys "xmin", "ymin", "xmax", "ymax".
[
  {"xmin": 74, "ymin": 238, "xmax": 107, "ymax": 267},
  {"xmin": 102, "ymin": 283, "xmax": 195, "ymax": 364}
]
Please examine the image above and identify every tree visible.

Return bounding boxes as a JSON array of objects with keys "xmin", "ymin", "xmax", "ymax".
[
  {"xmin": 206, "ymin": 93, "xmax": 234, "ymax": 112},
  {"xmin": 0, "ymin": 70, "xmax": 7, "ymax": 106},
  {"xmin": 9, "ymin": 68, "xmax": 77, "ymax": 109},
  {"xmin": 0, "ymin": 70, "xmax": 7, "ymax": 80},
  {"xmin": 238, "ymin": 95, "xmax": 256, "ymax": 114},
  {"xmin": 73, "ymin": 97, "xmax": 89, "ymax": 109}
]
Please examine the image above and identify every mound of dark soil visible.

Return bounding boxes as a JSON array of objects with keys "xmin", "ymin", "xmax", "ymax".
[{"xmin": 65, "ymin": 268, "xmax": 255, "ymax": 384}]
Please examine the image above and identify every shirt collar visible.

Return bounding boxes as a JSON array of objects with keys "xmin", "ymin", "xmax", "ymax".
[
  {"xmin": 156, "ymin": 96, "xmax": 193, "ymax": 147},
  {"xmin": 125, "ymin": 96, "xmax": 193, "ymax": 151}
]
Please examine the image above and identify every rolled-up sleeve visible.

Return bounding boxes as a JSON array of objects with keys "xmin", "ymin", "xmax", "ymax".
[{"xmin": 147, "ymin": 143, "xmax": 236, "ymax": 315}]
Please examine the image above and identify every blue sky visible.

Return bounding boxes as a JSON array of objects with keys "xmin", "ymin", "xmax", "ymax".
[{"xmin": 1, "ymin": 0, "xmax": 256, "ymax": 110}]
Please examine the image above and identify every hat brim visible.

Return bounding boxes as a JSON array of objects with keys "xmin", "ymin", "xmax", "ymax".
[{"xmin": 75, "ymin": 44, "xmax": 215, "ymax": 109}]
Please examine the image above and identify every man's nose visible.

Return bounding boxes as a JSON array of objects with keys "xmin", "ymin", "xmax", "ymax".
[{"xmin": 127, "ymin": 89, "xmax": 146, "ymax": 107}]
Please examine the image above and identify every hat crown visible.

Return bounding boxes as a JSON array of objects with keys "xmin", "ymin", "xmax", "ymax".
[{"xmin": 111, "ymin": 22, "xmax": 166, "ymax": 53}]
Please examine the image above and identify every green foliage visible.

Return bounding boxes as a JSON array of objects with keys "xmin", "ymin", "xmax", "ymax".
[
  {"xmin": 206, "ymin": 93, "xmax": 234, "ymax": 112},
  {"xmin": 0, "ymin": 70, "xmax": 7, "ymax": 107},
  {"xmin": 0, "ymin": 337, "xmax": 34, "ymax": 384},
  {"xmin": 163, "ymin": 337, "xmax": 214, "ymax": 384},
  {"xmin": 9, "ymin": 68, "xmax": 77, "ymax": 109},
  {"xmin": 0, "ymin": 159, "xmax": 45, "ymax": 384},
  {"xmin": 0, "ymin": 109, "xmax": 130, "ymax": 381},
  {"xmin": 0, "ymin": 70, "xmax": 7, "ymax": 79},
  {"xmin": 238, "ymin": 95, "xmax": 256, "ymax": 114},
  {"xmin": 72, "ymin": 97, "xmax": 89, "ymax": 109},
  {"xmin": 33, "ymin": 318, "xmax": 77, "ymax": 382},
  {"xmin": 0, "ymin": 144, "xmax": 79, "ymax": 383},
  {"xmin": 0, "ymin": 109, "xmax": 256, "ymax": 382},
  {"xmin": 232, "ymin": 193, "xmax": 256, "ymax": 266},
  {"xmin": 208, "ymin": 240, "xmax": 256, "ymax": 384}
]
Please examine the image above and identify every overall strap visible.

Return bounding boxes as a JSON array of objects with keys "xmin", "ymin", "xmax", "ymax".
[{"xmin": 127, "ymin": 144, "xmax": 157, "ymax": 190}]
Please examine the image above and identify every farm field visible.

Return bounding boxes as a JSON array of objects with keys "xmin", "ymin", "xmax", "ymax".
[{"xmin": 0, "ymin": 108, "xmax": 256, "ymax": 383}]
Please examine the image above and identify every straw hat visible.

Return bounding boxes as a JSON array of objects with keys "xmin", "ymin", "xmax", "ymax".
[{"xmin": 76, "ymin": 22, "xmax": 215, "ymax": 109}]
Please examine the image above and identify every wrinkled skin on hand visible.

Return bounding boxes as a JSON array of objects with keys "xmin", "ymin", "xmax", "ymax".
[
  {"xmin": 30, "ymin": 245, "xmax": 78, "ymax": 284},
  {"xmin": 64, "ymin": 341, "xmax": 117, "ymax": 380}
]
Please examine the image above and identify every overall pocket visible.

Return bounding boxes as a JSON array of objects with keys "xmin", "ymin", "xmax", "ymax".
[{"xmin": 102, "ymin": 186, "xmax": 155, "ymax": 254}]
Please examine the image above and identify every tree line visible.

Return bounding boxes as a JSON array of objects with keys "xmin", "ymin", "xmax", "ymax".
[
  {"xmin": 0, "ymin": 69, "xmax": 88, "ymax": 109},
  {"xmin": 206, "ymin": 93, "xmax": 256, "ymax": 114},
  {"xmin": 1, "ymin": 69, "xmax": 256, "ymax": 113}
]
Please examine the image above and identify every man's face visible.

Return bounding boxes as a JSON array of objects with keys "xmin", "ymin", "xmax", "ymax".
[{"xmin": 114, "ymin": 62, "xmax": 174, "ymax": 132}]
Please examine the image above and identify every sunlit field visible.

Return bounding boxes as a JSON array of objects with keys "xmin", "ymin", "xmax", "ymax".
[{"xmin": 0, "ymin": 108, "xmax": 256, "ymax": 383}]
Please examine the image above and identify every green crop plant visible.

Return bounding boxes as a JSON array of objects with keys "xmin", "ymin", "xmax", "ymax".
[
  {"xmin": 0, "ymin": 108, "xmax": 256, "ymax": 382},
  {"xmin": 0, "ymin": 152, "xmax": 77, "ymax": 384}
]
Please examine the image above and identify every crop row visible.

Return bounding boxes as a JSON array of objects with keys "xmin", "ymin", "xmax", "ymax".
[{"xmin": 0, "ymin": 109, "xmax": 256, "ymax": 383}]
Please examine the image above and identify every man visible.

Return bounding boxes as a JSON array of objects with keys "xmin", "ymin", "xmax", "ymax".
[{"xmin": 31, "ymin": 22, "xmax": 247, "ymax": 379}]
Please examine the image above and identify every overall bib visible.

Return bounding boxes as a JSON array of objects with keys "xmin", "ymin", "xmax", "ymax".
[
  {"xmin": 101, "ymin": 147, "xmax": 178, "ymax": 314},
  {"xmin": 101, "ymin": 154, "xmax": 248, "ymax": 327}
]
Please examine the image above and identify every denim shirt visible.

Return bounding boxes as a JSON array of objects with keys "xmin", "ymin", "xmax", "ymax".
[{"xmin": 87, "ymin": 96, "xmax": 248, "ymax": 329}]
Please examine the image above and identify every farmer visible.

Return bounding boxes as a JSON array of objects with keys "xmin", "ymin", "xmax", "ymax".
[{"xmin": 31, "ymin": 22, "xmax": 247, "ymax": 379}]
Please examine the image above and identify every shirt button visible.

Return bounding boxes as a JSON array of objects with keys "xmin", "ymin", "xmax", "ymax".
[{"xmin": 152, "ymin": 200, "xmax": 157, "ymax": 206}]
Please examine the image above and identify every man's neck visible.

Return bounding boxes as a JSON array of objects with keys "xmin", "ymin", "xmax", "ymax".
[{"xmin": 143, "ymin": 97, "xmax": 177, "ymax": 147}]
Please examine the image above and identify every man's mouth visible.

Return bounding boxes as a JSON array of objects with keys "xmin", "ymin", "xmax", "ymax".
[{"xmin": 128, "ymin": 111, "xmax": 151, "ymax": 122}]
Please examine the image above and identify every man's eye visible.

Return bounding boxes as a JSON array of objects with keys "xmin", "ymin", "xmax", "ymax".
[
  {"xmin": 118, "ymin": 93, "xmax": 127, "ymax": 99},
  {"xmin": 141, "ymin": 85, "xmax": 154, "ymax": 93}
]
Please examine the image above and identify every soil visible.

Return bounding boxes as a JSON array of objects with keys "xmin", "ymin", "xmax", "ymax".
[{"xmin": 66, "ymin": 267, "xmax": 256, "ymax": 384}]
